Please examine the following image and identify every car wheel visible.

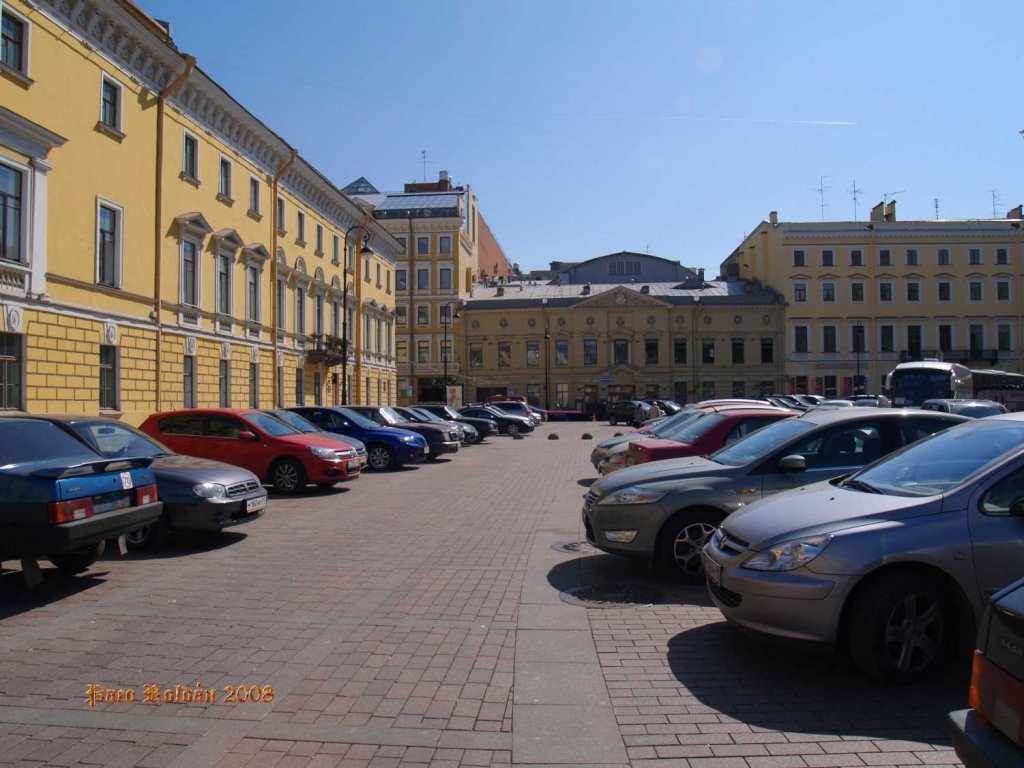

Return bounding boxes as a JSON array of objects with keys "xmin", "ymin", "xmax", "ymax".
[
  {"xmin": 367, "ymin": 444, "xmax": 395, "ymax": 470},
  {"xmin": 655, "ymin": 510, "xmax": 720, "ymax": 583},
  {"xmin": 271, "ymin": 458, "xmax": 307, "ymax": 494},
  {"xmin": 848, "ymin": 571, "xmax": 950, "ymax": 684},
  {"xmin": 48, "ymin": 541, "xmax": 105, "ymax": 576},
  {"xmin": 609, "ymin": 415, "xmax": 618, "ymax": 426},
  {"xmin": 125, "ymin": 512, "xmax": 169, "ymax": 552},
  {"xmin": 506, "ymin": 423, "xmax": 519, "ymax": 437}
]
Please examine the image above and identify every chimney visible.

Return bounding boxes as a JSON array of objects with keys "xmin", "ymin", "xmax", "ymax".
[
  {"xmin": 1008, "ymin": 205, "xmax": 1023, "ymax": 219},
  {"xmin": 496, "ymin": 286, "xmax": 504, "ymax": 297},
  {"xmin": 640, "ymin": 285, "xmax": 650, "ymax": 294},
  {"xmin": 437, "ymin": 170, "xmax": 451, "ymax": 191},
  {"xmin": 744, "ymin": 281, "xmax": 754, "ymax": 294},
  {"xmin": 581, "ymin": 283, "xmax": 591, "ymax": 296},
  {"xmin": 697, "ymin": 267, "xmax": 705, "ymax": 282},
  {"xmin": 769, "ymin": 211, "xmax": 779, "ymax": 226},
  {"xmin": 870, "ymin": 202, "xmax": 884, "ymax": 222},
  {"xmin": 884, "ymin": 200, "xmax": 896, "ymax": 222}
]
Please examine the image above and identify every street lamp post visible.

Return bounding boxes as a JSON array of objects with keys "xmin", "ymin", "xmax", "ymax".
[
  {"xmin": 441, "ymin": 301, "xmax": 460, "ymax": 404},
  {"xmin": 340, "ymin": 226, "xmax": 375, "ymax": 406},
  {"xmin": 543, "ymin": 329, "xmax": 551, "ymax": 410}
]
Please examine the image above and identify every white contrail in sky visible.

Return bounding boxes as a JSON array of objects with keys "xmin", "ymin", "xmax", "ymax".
[{"xmin": 577, "ymin": 115, "xmax": 856, "ymax": 126}]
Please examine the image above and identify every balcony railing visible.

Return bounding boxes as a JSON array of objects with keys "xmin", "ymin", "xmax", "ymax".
[
  {"xmin": 899, "ymin": 349, "xmax": 1000, "ymax": 365},
  {"xmin": 306, "ymin": 334, "xmax": 348, "ymax": 366}
]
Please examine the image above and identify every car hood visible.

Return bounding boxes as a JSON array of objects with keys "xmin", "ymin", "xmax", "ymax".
[
  {"xmin": 318, "ymin": 433, "xmax": 366, "ymax": 452},
  {"xmin": 277, "ymin": 433, "xmax": 355, "ymax": 451},
  {"xmin": 597, "ymin": 432, "xmax": 646, "ymax": 451},
  {"xmin": 150, "ymin": 454, "xmax": 259, "ymax": 484},
  {"xmin": 723, "ymin": 480, "xmax": 942, "ymax": 551},
  {"xmin": 364, "ymin": 426, "xmax": 424, "ymax": 442},
  {"xmin": 591, "ymin": 456, "xmax": 733, "ymax": 497},
  {"xmin": 396, "ymin": 421, "xmax": 448, "ymax": 435},
  {"xmin": 457, "ymin": 417, "xmax": 492, "ymax": 429}
]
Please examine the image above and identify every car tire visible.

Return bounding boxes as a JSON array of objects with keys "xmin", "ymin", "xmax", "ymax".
[
  {"xmin": 609, "ymin": 415, "xmax": 618, "ymax": 426},
  {"xmin": 48, "ymin": 541, "xmax": 105, "ymax": 576},
  {"xmin": 367, "ymin": 444, "xmax": 395, "ymax": 471},
  {"xmin": 847, "ymin": 571, "xmax": 950, "ymax": 684},
  {"xmin": 271, "ymin": 458, "xmax": 307, "ymax": 494},
  {"xmin": 124, "ymin": 512, "xmax": 169, "ymax": 552},
  {"xmin": 655, "ymin": 509, "xmax": 721, "ymax": 583},
  {"xmin": 505, "ymin": 423, "xmax": 519, "ymax": 437}
]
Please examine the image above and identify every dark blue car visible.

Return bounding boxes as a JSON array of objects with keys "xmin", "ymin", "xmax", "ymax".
[
  {"xmin": 0, "ymin": 416, "xmax": 163, "ymax": 575},
  {"xmin": 289, "ymin": 407, "xmax": 428, "ymax": 471}
]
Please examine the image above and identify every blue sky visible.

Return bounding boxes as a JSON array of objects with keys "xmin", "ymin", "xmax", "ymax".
[{"xmin": 143, "ymin": 0, "xmax": 1023, "ymax": 275}]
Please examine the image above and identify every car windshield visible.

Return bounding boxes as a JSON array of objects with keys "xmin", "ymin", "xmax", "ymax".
[
  {"xmin": 394, "ymin": 408, "xmax": 421, "ymax": 421},
  {"xmin": 377, "ymin": 407, "xmax": 408, "ymax": 424},
  {"xmin": 0, "ymin": 420, "xmax": 100, "ymax": 467},
  {"xmin": 669, "ymin": 413, "xmax": 727, "ymax": 445},
  {"xmin": 413, "ymin": 408, "xmax": 443, "ymax": 422},
  {"xmin": 243, "ymin": 412, "xmax": 301, "ymax": 437},
  {"xmin": 954, "ymin": 404, "xmax": 1005, "ymax": 418},
  {"xmin": 71, "ymin": 420, "xmax": 170, "ymax": 458},
  {"xmin": 269, "ymin": 410, "xmax": 318, "ymax": 433},
  {"xmin": 653, "ymin": 410, "xmax": 703, "ymax": 437},
  {"xmin": 710, "ymin": 419, "xmax": 814, "ymax": 467},
  {"xmin": 438, "ymin": 406, "xmax": 462, "ymax": 420},
  {"xmin": 851, "ymin": 420, "xmax": 1024, "ymax": 496},
  {"xmin": 338, "ymin": 408, "xmax": 379, "ymax": 429}
]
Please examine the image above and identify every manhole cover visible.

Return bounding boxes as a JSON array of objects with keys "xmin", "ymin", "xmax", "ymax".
[
  {"xmin": 559, "ymin": 584, "xmax": 665, "ymax": 609},
  {"xmin": 551, "ymin": 541, "xmax": 597, "ymax": 555}
]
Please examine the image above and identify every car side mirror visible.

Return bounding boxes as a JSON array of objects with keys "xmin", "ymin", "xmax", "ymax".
[
  {"xmin": 1010, "ymin": 498, "xmax": 1024, "ymax": 517},
  {"xmin": 778, "ymin": 455, "xmax": 807, "ymax": 473},
  {"xmin": 237, "ymin": 431, "xmax": 258, "ymax": 441}
]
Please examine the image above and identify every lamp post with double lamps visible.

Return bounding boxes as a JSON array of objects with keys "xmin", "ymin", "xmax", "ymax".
[
  {"xmin": 441, "ymin": 301, "xmax": 461, "ymax": 404},
  {"xmin": 340, "ymin": 226, "xmax": 375, "ymax": 405}
]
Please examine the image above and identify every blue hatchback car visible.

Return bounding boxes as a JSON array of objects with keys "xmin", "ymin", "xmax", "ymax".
[
  {"xmin": 0, "ymin": 415, "xmax": 163, "ymax": 575},
  {"xmin": 289, "ymin": 406, "xmax": 428, "ymax": 471}
]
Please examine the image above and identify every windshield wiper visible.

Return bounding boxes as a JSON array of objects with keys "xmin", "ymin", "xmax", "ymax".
[{"xmin": 842, "ymin": 478, "xmax": 881, "ymax": 494}]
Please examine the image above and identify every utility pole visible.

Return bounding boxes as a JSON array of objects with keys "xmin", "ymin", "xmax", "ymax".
[{"xmin": 848, "ymin": 180, "xmax": 864, "ymax": 221}]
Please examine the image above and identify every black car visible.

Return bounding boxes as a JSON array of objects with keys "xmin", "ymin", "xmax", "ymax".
[
  {"xmin": 399, "ymin": 407, "xmax": 481, "ymax": 445},
  {"xmin": 607, "ymin": 400, "xmax": 650, "ymax": 426},
  {"xmin": 418, "ymin": 404, "xmax": 497, "ymax": 440},
  {"xmin": 264, "ymin": 409, "xmax": 368, "ymax": 468},
  {"xmin": 347, "ymin": 406, "xmax": 460, "ymax": 458},
  {"xmin": 51, "ymin": 416, "xmax": 267, "ymax": 551},
  {"xmin": 459, "ymin": 405, "xmax": 535, "ymax": 436}
]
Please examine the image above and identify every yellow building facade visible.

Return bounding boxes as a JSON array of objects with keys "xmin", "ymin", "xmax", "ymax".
[
  {"xmin": 0, "ymin": 0, "xmax": 398, "ymax": 425},
  {"xmin": 721, "ymin": 203, "xmax": 1024, "ymax": 397}
]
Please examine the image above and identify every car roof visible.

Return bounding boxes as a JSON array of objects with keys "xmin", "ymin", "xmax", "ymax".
[
  {"xmin": 698, "ymin": 403, "xmax": 791, "ymax": 413},
  {"xmin": 798, "ymin": 408, "xmax": 970, "ymax": 425},
  {"xmin": 146, "ymin": 408, "xmax": 262, "ymax": 418},
  {"xmin": 704, "ymin": 407, "xmax": 796, "ymax": 418}
]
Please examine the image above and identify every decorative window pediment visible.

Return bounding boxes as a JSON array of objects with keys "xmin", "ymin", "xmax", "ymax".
[
  {"xmin": 0, "ymin": 105, "xmax": 66, "ymax": 159},
  {"xmin": 211, "ymin": 228, "xmax": 245, "ymax": 251},
  {"xmin": 175, "ymin": 212, "xmax": 213, "ymax": 238},
  {"xmin": 242, "ymin": 243, "xmax": 271, "ymax": 264}
]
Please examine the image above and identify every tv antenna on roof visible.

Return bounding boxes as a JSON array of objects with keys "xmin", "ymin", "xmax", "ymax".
[
  {"xmin": 934, "ymin": 198, "xmax": 940, "ymax": 220},
  {"xmin": 882, "ymin": 190, "xmax": 904, "ymax": 208},
  {"xmin": 813, "ymin": 175, "xmax": 830, "ymax": 221},
  {"xmin": 419, "ymin": 150, "xmax": 436, "ymax": 182},
  {"xmin": 991, "ymin": 189, "xmax": 1003, "ymax": 218},
  {"xmin": 847, "ymin": 180, "xmax": 864, "ymax": 220}
]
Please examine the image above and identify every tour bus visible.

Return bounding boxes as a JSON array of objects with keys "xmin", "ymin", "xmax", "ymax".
[{"xmin": 885, "ymin": 360, "xmax": 1024, "ymax": 409}]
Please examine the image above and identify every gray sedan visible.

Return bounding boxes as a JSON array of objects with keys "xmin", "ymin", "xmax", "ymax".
[
  {"xmin": 704, "ymin": 413, "xmax": 1024, "ymax": 683},
  {"xmin": 585, "ymin": 409, "xmax": 966, "ymax": 582}
]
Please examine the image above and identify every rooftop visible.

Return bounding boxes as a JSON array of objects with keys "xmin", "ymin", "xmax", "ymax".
[{"xmin": 465, "ymin": 280, "xmax": 782, "ymax": 309}]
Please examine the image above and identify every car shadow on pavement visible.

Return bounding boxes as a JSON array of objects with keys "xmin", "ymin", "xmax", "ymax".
[
  {"xmin": 577, "ymin": 478, "xmax": 598, "ymax": 487},
  {"xmin": 109, "ymin": 531, "xmax": 248, "ymax": 561},
  {"xmin": 547, "ymin": 554, "xmax": 713, "ymax": 608},
  {"xmin": 666, "ymin": 621, "xmax": 969, "ymax": 746},
  {"xmin": 267, "ymin": 485, "xmax": 354, "ymax": 500},
  {"xmin": 0, "ymin": 568, "xmax": 106, "ymax": 618}
]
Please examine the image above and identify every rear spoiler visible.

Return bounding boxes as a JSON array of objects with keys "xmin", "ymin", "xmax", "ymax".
[{"xmin": 30, "ymin": 456, "xmax": 155, "ymax": 479}]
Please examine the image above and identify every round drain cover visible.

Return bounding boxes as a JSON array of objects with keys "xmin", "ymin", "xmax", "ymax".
[
  {"xmin": 551, "ymin": 541, "xmax": 597, "ymax": 555},
  {"xmin": 559, "ymin": 583, "xmax": 665, "ymax": 609}
]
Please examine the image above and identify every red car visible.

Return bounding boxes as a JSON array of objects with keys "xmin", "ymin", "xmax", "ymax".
[
  {"xmin": 139, "ymin": 409, "xmax": 361, "ymax": 494},
  {"xmin": 626, "ymin": 407, "xmax": 796, "ymax": 466}
]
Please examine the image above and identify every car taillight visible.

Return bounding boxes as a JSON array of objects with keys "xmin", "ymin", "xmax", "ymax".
[
  {"xmin": 969, "ymin": 650, "xmax": 1024, "ymax": 747},
  {"xmin": 135, "ymin": 484, "xmax": 158, "ymax": 506},
  {"xmin": 48, "ymin": 497, "xmax": 94, "ymax": 524}
]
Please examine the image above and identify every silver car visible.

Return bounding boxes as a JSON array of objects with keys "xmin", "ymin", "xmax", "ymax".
[
  {"xmin": 703, "ymin": 413, "xmax": 1024, "ymax": 684},
  {"xmin": 585, "ymin": 409, "xmax": 966, "ymax": 582}
]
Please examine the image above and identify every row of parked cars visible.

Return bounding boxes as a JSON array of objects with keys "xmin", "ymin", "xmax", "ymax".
[{"xmin": 0, "ymin": 400, "xmax": 542, "ymax": 578}]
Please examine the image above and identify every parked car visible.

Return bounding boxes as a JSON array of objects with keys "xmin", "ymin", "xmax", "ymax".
[
  {"xmin": 290, "ymin": 407, "xmax": 428, "ymax": 470},
  {"xmin": 490, "ymin": 401, "xmax": 541, "ymax": 425},
  {"xmin": 396, "ymin": 406, "xmax": 479, "ymax": 445},
  {"xmin": 531, "ymin": 407, "xmax": 550, "ymax": 422},
  {"xmin": 702, "ymin": 412, "xmax": 1024, "ymax": 683},
  {"xmin": 794, "ymin": 394, "xmax": 826, "ymax": 407},
  {"xmin": 847, "ymin": 394, "xmax": 892, "ymax": 408},
  {"xmin": 607, "ymin": 400, "xmax": 651, "ymax": 427},
  {"xmin": 487, "ymin": 394, "xmax": 526, "ymax": 405},
  {"xmin": 0, "ymin": 415, "xmax": 162, "ymax": 574},
  {"xmin": 758, "ymin": 395, "xmax": 806, "ymax": 411},
  {"xmin": 418, "ymin": 404, "xmax": 497, "ymax": 439},
  {"xmin": 51, "ymin": 416, "xmax": 267, "ymax": 551},
  {"xmin": 590, "ymin": 407, "xmax": 699, "ymax": 469},
  {"xmin": 140, "ymin": 409, "xmax": 360, "ymax": 494},
  {"xmin": 459, "ymin": 405, "xmax": 535, "ymax": 436},
  {"xmin": 653, "ymin": 400, "xmax": 683, "ymax": 415},
  {"xmin": 264, "ymin": 409, "xmax": 368, "ymax": 468},
  {"xmin": 625, "ymin": 407, "xmax": 797, "ymax": 468},
  {"xmin": 586, "ymin": 409, "xmax": 966, "ymax": 583},
  {"xmin": 346, "ymin": 406, "xmax": 460, "ymax": 458},
  {"xmin": 950, "ymin": 576, "xmax": 1024, "ymax": 767},
  {"xmin": 810, "ymin": 399, "xmax": 855, "ymax": 410},
  {"xmin": 922, "ymin": 399, "xmax": 1009, "ymax": 418}
]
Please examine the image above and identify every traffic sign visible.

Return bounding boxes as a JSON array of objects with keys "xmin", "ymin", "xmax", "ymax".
[{"xmin": 600, "ymin": 376, "xmax": 613, "ymax": 383}]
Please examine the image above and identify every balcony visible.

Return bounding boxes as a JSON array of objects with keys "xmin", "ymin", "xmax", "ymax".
[
  {"xmin": 306, "ymin": 334, "xmax": 348, "ymax": 367},
  {"xmin": 899, "ymin": 349, "xmax": 1000, "ymax": 365}
]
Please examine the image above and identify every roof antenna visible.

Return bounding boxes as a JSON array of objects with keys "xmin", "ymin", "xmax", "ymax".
[
  {"xmin": 991, "ymin": 189, "xmax": 1003, "ymax": 218},
  {"xmin": 882, "ymin": 190, "xmax": 904, "ymax": 208},
  {"xmin": 419, "ymin": 150, "xmax": 436, "ymax": 183},
  {"xmin": 645, "ymin": 243, "xmax": 650, "ymax": 255},
  {"xmin": 813, "ymin": 175, "xmax": 830, "ymax": 221},
  {"xmin": 847, "ymin": 180, "xmax": 864, "ymax": 220},
  {"xmin": 934, "ymin": 198, "xmax": 940, "ymax": 220}
]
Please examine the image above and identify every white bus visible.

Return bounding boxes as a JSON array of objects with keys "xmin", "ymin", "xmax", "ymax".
[{"xmin": 885, "ymin": 361, "xmax": 1024, "ymax": 408}]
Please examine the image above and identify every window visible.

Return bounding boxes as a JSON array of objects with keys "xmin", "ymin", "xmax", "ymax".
[
  {"xmin": 852, "ymin": 324, "xmax": 866, "ymax": 354},
  {"xmin": 98, "ymin": 345, "xmax": 117, "ymax": 410},
  {"xmin": 556, "ymin": 339, "xmax": 569, "ymax": 365},
  {"xmin": 0, "ymin": 164, "xmax": 22, "ymax": 263},
  {"xmin": 97, "ymin": 202, "xmax": 121, "ymax": 287},
  {"xmin": 417, "ymin": 268, "xmax": 429, "ymax": 290},
  {"xmin": 526, "ymin": 340, "xmax": 540, "ymax": 366},
  {"xmin": 332, "ymin": 234, "xmax": 339, "ymax": 264},
  {"xmin": 182, "ymin": 133, "xmax": 198, "ymax": 180},
  {"xmin": 702, "ymin": 338, "xmax": 715, "ymax": 363},
  {"xmin": 439, "ymin": 267, "xmax": 452, "ymax": 290},
  {"xmin": 0, "ymin": 333, "xmax": 21, "ymax": 409},
  {"xmin": 555, "ymin": 383, "xmax": 569, "ymax": 409},
  {"xmin": 216, "ymin": 252, "xmax": 231, "ymax": 315},
  {"xmin": 760, "ymin": 338, "xmax": 774, "ymax": 364},
  {"xmin": 315, "ymin": 295, "xmax": 324, "ymax": 335},
  {"xmin": 880, "ymin": 325, "xmax": 895, "ymax": 353},
  {"xmin": 821, "ymin": 282, "xmax": 835, "ymax": 302},
  {"xmin": 417, "ymin": 236, "xmax": 429, "ymax": 255},
  {"xmin": 219, "ymin": 360, "xmax": 231, "ymax": 407},
  {"xmin": 527, "ymin": 383, "xmax": 540, "ymax": 407},
  {"xmin": 793, "ymin": 283, "xmax": 807, "ymax": 303},
  {"xmin": 645, "ymin": 339, "xmax": 659, "ymax": 366},
  {"xmin": 850, "ymin": 250, "xmax": 863, "ymax": 267},
  {"xmin": 246, "ymin": 265, "xmax": 260, "ymax": 323},
  {"xmin": 794, "ymin": 326, "xmax": 809, "ymax": 354},
  {"xmin": 969, "ymin": 281, "xmax": 983, "ymax": 302},
  {"xmin": 583, "ymin": 339, "xmax": 598, "ymax": 365},
  {"xmin": 218, "ymin": 157, "xmax": 232, "ymax": 200},
  {"xmin": 276, "ymin": 197, "xmax": 285, "ymax": 233},
  {"xmin": 183, "ymin": 355, "xmax": 196, "ymax": 408},
  {"xmin": 997, "ymin": 281, "xmax": 1011, "ymax": 302},
  {"xmin": 969, "ymin": 248, "xmax": 982, "ymax": 265},
  {"xmin": 732, "ymin": 381, "xmax": 746, "ymax": 399},
  {"xmin": 276, "ymin": 280, "xmax": 286, "ymax": 330},
  {"xmin": 821, "ymin": 250, "xmax": 834, "ymax": 267},
  {"xmin": 395, "ymin": 306, "xmax": 407, "ymax": 326},
  {"xmin": 439, "ymin": 235, "xmax": 452, "ymax": 254},
  {"xmin": 731, "ymin": 338, "xmax": 744, "ymax": 364},
  {"xmin": 823, "ymin": 375, "xmax": 838, "ymax": 399},
  {"xmin": 879, "ymin": 282, "xmax": 893, "ymax": 302},
  {"xmin": 792, "ymin": 250, "xmax": 806, "ymax": 267},
  {"xmin": 397, "ymin": 340, "xmax": 408, "ymax": 363},
  {"xmin": 851, "ymin": 283, "xmax": 865, "ymax": 302},
  {"xmin": 441, "ymin": 339, "xmax": 452, "ymax": 363},
  {"xmin": 100, "ymin": 76, "xmax": 121, "ymax": 132},
  {"xmin": 386, "ymin": 271, "xmax": 391, "ymax": 293},
  {"xmin": 314, "ymin": 371, "xmax": 322, "ymax": 406},
  {"xmin": 345, "ymin": 243, "xmax": 354, "ymax": 271},
  {"xmin": 364, "ymin": 256, "xmax": 370, "ymax": 281},
  {"xmin": 906, "ymin": 282, "xmax": 920, "ymax": 302},
  {"xmin": 1, "ymin": 10, "xmax": 25, "ymax": 73},
  {"xmin": 469, "ymin": 343, "xmax": 482, "ymax": 368},
  {"xmin": 249, "ymin": 363, "xmax": 259, "ymax": 408},
  {"xmin": 673, "ymin": 338, "xmax": 687, "ymax": 364},
  {"xmin": 346, "ymin": 306, "xmax": 354, "ymax": 340},
  {"xmin": 938, "ymin": 281, "xmax": 952, "ymax": 302},
  {"xmin": 786, "ymin": 422, "xmax": 882, "ymax": 470},
  {"xmin": 396, "ymin": 269, "xmax": 407, "ymax": 291},
  {"xmin": 608, "ymin": 260, "xmax": 641, "ymax": 275},
  {"xmin": 998, "ymin": 324, "xmax": 1013, "ymax": 353},
  {"xmin": 613, "ymin": 339, "xmax": 629, "ymax": 365},
  {"xmin": 295, "ymin": 286, "xmax": 306, "ymax": 334},
  {"xmin": 939, "ymin": 325, "xmax": 952, "ymax": 352},
  {"xmin": 395, "ymin": 236, "xmax": 407, "ymax": 254},
  {"xmin": 906, "ymin": 249, "xmax": 919, "ymax": 266},
  {"xmin": 879, "ymin": 249, "xmax": 891, "ymax": 266},
  {"xmin": 416, "ymin": 305, "xmax": 429, "ymax": 325},
  {"xmin": 276, "ymin": 366, "xmax": 283, "ymax": 408},
  {"xmin": 938, "ymin": 248, "xmax": 950, "ymax": 266},
  {"xmin": 981, "ymin": 467, "xmax": 1024, "ymax": 517},
  {"xmin": 316, "ymin": 224, "xmax": 324, "ymax": 254},
  {"xmin": 363, "ymin": 312, "xmax": 371, "ymax": 348},
  {"xmin": 295, "ymin": 369, "xmax": 304, "ymax": 405},
  {"xmin": 823, "ymin": 325, "xmax": 838, "ymax": 354},
  {"xmin": 249, "ymin": 177, "xmax": 260, "ymax": 215},
  {"xmin": 997, "ymin": 248, "xmax": 1009, "ymax": 266},
  {"xmin": 702, "ymin": 381, "xmax": 715, "ymax": 400},
  {"xmin": 497, "ymin": 342, "xmax": 511, "ymax": 367},
  {"xmin": 296, "ymin": 211, "xmax": 305, "ymax": 243}
]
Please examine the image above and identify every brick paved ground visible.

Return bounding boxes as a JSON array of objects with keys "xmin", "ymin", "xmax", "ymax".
[{"xmin": 0, "ymin": 422, "xmax": 967, "ymax": 766}]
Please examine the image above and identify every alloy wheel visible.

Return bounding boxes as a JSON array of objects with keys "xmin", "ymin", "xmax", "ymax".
[
  {"xmin": 883, "ymin": 592, "xmax": 945, "ymax": 673},
  {"xmin": 125, "ymin": 527, "xmax": 150, "ymax": 546},
  {"xmin": 507, "ymin": 424, "xmax": 519, "ymax": 436},
  {"xmin": 673, "ymin": 522, "xmax": 718, "ymax": 576},
  {"xmin": 368, "ymin": 447, "xmax": 391, "ymax": 470},
  {"xmin": 275, "ymin": 462, "xmax": 300, "ymax": 492}
]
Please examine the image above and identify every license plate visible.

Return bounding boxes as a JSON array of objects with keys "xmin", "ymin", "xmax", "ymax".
[
  {"xmin": 704, "ymin": 554, "xmax": 723, "ymax": 586},
  {"xmin": 347, "ymin": 459, "xmax": 359, "ymax": 471},
  {"xmin": 246, "ymin": 496, "xmax": 267, "ymax": 512},
  {"xmin": 423, "ymin": 445, "xmax": 430, "ymax": 454}
]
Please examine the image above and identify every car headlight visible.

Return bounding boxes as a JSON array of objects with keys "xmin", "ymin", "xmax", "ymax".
[
  {"xmin": 193, "ymin": 482, "xmax": 227, "ymax": 499},
  {"xmin": 597, "ymin": 488, "xmax": 666, "ymax": 506},
  {"xmin": 308, "ymin": 445, "xmax": 338, "ymax": 460},
  {"xmin": 743, "ymin": 536, "xmax": 832, "ymax": 572},
  {"xmin": 606, "ymin": 451, "xmax": 627, "ymax": 465},
  {"xmin": 399, "ymin": 435, "xmax": 416, "ymax": 442}
]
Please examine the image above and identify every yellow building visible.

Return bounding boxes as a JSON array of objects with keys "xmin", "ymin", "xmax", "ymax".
[
  {"xmin": 0, "ymin": 0, "xmax": 398, "ymax": 424},
  {"xmin": 721, "ymin": 202, "xmax": 1024, "ymax": 397}
]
